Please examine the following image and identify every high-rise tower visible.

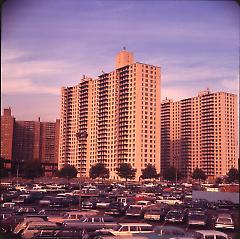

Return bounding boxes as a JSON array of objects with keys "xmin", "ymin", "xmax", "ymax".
[
  {"xmin": 59, "ymin": 50, "xmax": 161, "ymax": 179},
  {"xmin": 161, "ymin": 90, "xmax": 238, "ymax": 178}
]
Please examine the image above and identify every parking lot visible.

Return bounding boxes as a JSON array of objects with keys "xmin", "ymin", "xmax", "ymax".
[{"xmin": 0, "ymin": 181, "xmax": 239, "ymax": 239}]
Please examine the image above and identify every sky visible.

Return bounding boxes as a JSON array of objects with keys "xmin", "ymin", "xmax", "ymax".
[{"xmin": 2, "ymin": 0, "xmax": 239, "ymax": 121}]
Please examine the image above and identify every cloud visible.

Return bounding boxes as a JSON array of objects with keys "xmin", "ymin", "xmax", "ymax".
[
  {"xmin": 221, "ymin": 78, "xmax": 239, "ymax": 92},
  {"xmin": 162, "ymin": 85, "xmax": 198, "ymax": 101},
  {"xmin": 2, "ymin": 78, "xmax": 60, "ymax": 95},
  {"xmin": 163, "ymin": 65, "xmax": 236, "ymax": 83}
]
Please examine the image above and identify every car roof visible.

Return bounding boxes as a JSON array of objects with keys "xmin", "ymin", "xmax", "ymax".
[
  {"xmin": 65, "ymin": 210, "xmax": 97, "ymax": 214},
  {"xmin": 119, "ymin": 223, "xmax": 152, "ymax": 226},
  {"xmin": 217, "ymin": 213, "xmax": 232, "ymax": 217},
  {"xmin": 130, "ymin": 204, "xmax": 143, "ymax": 207},
  {"xmin": 196, "ymin": 230, "xmax": 228, "ymax": 236},
  {"xmin": 154, "ymin": 225, "xmax": 185, "ymax": 231},
  {"xmin": 28, "ymin": 221, "xmax": 56, "ymax": 225}
]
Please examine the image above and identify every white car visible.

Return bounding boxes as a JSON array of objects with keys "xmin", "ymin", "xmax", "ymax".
[
  {"xmin": 156, "ymin": 196, "xmax": 183, "ymax": 205},
  {"xmin": 215, "ymin": 213, "xmax": 235, "ymax": 230},
  {"xmin": 96, "ymin": 223, "xmax": 153, "ymax": 236},
  {"xmin": 194, "ymin": 230, "xmax": 231, "ymax": 239},
  {"xmin": 136, "ymin": 200, "xmax": 154, "ymax": 208},
  {"xmin": 0, "ymin": 202, "xmax": 16, "ymax": 209}
]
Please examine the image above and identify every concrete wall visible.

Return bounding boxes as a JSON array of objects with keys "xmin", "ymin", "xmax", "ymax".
[{"xmin": 192, "ymin": 190, "xmax": 239, "ymax": 203}]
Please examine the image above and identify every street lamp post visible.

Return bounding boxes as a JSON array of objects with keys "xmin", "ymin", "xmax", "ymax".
[
  {"xmin": 76, "ymin": 130, "xmax": 88, "ymax": 211},
  {"xmin": 173, "ymin": 155, "xmax": 178, "ymax": 184}
]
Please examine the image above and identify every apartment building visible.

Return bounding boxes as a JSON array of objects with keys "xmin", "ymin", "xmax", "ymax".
[
  {"xmin": 59, "ymin": 49, "xmax": 161, "ymax": 179},
  {"xmin": 161, "ymin": 90, "xmax": 238, "ymax": 178},
  {"xmin": 59, "ymin": 77, "xmax": 94, "ymax": 175},
  {"xmin": 0, "ymin": 108, "xmax": 15, "ymax": 169},
  {"xmin": 0, "ymin": 108, "xmax": 59, "ymax": 176}
]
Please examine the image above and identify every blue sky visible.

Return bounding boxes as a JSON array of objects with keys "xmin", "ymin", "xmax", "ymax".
[{"xmin": 2, "ymin": 0, "xmax": 239, "ymax": 121}]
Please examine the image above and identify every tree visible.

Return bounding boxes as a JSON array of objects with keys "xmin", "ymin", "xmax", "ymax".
[
  {"xmin": 215, "ymin": 177, "xmax": 224, "ymax": 185},
  {"xmin": 226, "ymin": 168, "xmax": 239, "ymax": 183},
  {"xmin": 89, "ymin": 163, "xmax": 109, "ymax": 180},
  {"xmin": 0, "ymin": 157, "xmax": 8, "ymax": 179},
  {"xmin": 23, "ymin": 160, "xmax": 43, "ymax": 180},
  {"xmin": 162, "ymin": 166, "xmax": 177, "ymax": 181},
  {"xmin": 192, "ymin": 168, "xmax": 207, "ymax": 182},
  {"xmin": 58, "ymin": 164, "xmax": 78, "ymax": 180},
  {"xmin": 116, "ymin": 163, "xmax": 136, "ymax": 181},
  {"xmin": 141, "ymin": 164, "xmax": 158, "ymax": 180},
  {"xmin": 162, "ymin": 166, "xmax": 181, "ymax": 182}
]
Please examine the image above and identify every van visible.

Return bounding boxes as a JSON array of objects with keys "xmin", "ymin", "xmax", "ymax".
[
  {"xmin": 48, "ymin": 210, "xmax": 97, "ymax": 223},
  {"xmin": 20, "ymin": 221, "xmax": 57, "ymax": 239},
  {"xmin": 96, "ymin": 223, "xmax": 153, "ymax": 236}
]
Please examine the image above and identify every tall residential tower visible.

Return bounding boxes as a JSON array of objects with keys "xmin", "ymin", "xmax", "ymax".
[
  {"xmin": 59, "ymin": 49, "xmax": 161, "ymax": 179},
  {"xmin": 161, "ymin": 90, "xmax": 238, "ymax": 178}
]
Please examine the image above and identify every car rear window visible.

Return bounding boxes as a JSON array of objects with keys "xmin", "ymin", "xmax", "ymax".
[
  {"xmin": 103, "ymin": 217, "xmax": 114, "ymax": 222},
  {"xmin": 141, "ymin": 226, "xmax": 153, "ymax": 231},
  {"xmin": 217, "ymin": 218, "xmax": 232, "ymax": 223}
]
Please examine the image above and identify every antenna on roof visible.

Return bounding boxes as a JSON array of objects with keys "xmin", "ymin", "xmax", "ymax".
[
  {"xmin": 102, "ymin": 70, "xmax": 105, "ymax": 74},
  {"xmin": 123, "ymin": 46, "xmax": 126, "ymax": 50}
]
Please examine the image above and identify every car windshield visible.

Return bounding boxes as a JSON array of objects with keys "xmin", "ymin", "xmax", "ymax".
[
  {"xmin": 148, "ymin": 209, "xmax": 161, "ymax": 213},
  {"xmin": 155, "ymin": 227, "xmax": 184, "ymax": 235},
  {"xmin": 192, "ymin": 232, "xmax": 204, "ymax": 239},
  {"xmin": 189, "ymin": 214, "xmax": 205, "ymax": 220},
  {"xmin": 79, "ymin": 217, "xmax": 88, "ymax": 222},
  {"xmin": 112, "ymin": 225, "xmax": 121, "ymax": 231},
  {"xmin": 168, "ymin": 211, "xmax": 181, "ymax": 216},
  {"xmin": 217, "ymin": 218, "xmax": 232, "ymax": 223},
  {"xmin": 63, "ymin": 213, "xmax": 70, "ymax": 219}
]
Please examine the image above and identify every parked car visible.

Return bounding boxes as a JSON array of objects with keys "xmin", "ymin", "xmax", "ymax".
[
  {"xmin": 0, "ymin": 214, "xmax": 23, "ymax": 233},
  {"xmin": 156, "ymin": 197, "xmax": 183, "ymax": 205},
  {"xmin": 116, "ymin": 196, "xmax": 135, "ymax": 207},
  {"xmin": 188, "ymin": 210, "xmax": 208, "ymax": 227},
  {"xmin": 47, "ymin": 210, "xmax": 97, "ymax": 223},
  {"xmin": 15, "ymin": 206, "xmax": 38, "ymax": 215},
  {"xmin": 105, "ymin": 202, "xmax": 127, "ymax": 216},
  {"xmin": 193, "ymin": 230, "xmax": 230, "ymax": 239},
  {"xmin": 214, "ymin": 213, "xmax": 235, "ymax": 230},
  {"xmin": 82, "ymin": 198, "xmax": 98, "ymax": 209},
  {"xmin": 12, "ymin": 194, "xmax": 31, "ymax": 204},
  {"xmin": 126, "ymin": 205, "xmax": 145, "ymax": 217},
  {"xmin": 62, "ymin": 215, "xmax": 118, "ymax": 231},
  {"xmin": 0, "ymin": 202, "xmax": 16, "ymax": 209},
  {"xmin": 165, "ymin": 209, "xmax": 187, "ymax": 223},
  {"xmin": 20, "ymin": 221, "xmax": 58, "ymax": 239},
  {"xmin": 136, "ymin": 200, "xmax": 154, "ymax": 208},
  {"xmin": 38, "ymin": 196, "xmax": 54, "ymax": 206},
  {"xmin": 49, "ymin": 196, "xmax": 69, "ymax": 208},
  {"xmin": 216, "ymin": 200, "xmax": 235, "ymax": 210},
  {"xmin": 2, "ymin": 190, "xmax": 21, "ymax": 202},
  {"xmin": 96, "ymin": 199, "xmax": 111, "ymax": 209},
  {"xmin": 95, "ymin": 223, "xmax": 153, "ymax": 236},
  {"xmin": 0, "ymin": 212, "xmax": 12, "ymax": 221},
  {"xmin": 13, "ymin": 217, "xmax": 47, "ymax": 235},
  {"xmin": 144, "ymin": 205, "xmax": 169, "ymax": 221},
  {"xmin": 153, "ymin": 225, "xmax": 189, "ymax": 237},
  {"xmin": 32, "ymin": 228, "xmax": 88, "ymax": 239}
]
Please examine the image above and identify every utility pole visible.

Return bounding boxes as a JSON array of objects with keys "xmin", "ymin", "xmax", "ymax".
[
  {"xmin": 16, "ymin": 160, "xmax": 19, "ymax": 187},
  {"xmin": 174, "ymin": 155, "xmax": 178, "ymax": 184},
  {"xmin": 76, "ymin": 131, "xmax": 88, "ymax": 211}
]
